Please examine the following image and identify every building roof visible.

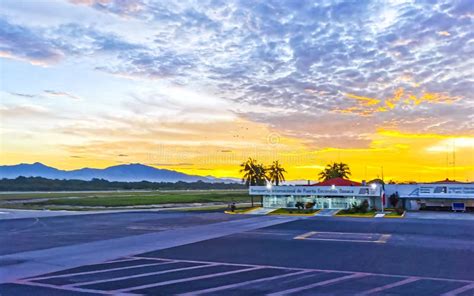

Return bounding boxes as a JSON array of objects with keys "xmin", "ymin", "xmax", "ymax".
[
  {"xmin": 311, "ymin": 177, "xmax": 362, "ymax": 186},
  {"xmin": 432, "ymin": 178, "xmax": 466, "ymax": 184}
]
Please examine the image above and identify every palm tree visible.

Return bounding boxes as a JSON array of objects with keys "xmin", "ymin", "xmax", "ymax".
[
  {"xmin": 240, "ymin": 158, "xmax": 258, "ymax": 187},
  {"xmin": 318, "ymin": 162, "xmax": 351, "ymax": 181},
  {"xmin": 240, "ymin": 158, "xmax": 267, "ymax": 186},
  {"xmin": 336, "ymin": 162, "xmax": 351, "ymax": 179},
  {"xmin": 267, "ymin": 161, "xmax": 287, "ymax": 186},
  {"xmin": 240, "ymin": 158, "xmax": 267, "ymax": 206}
]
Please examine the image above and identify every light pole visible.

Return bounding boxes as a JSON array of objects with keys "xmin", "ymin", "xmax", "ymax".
[
  {"xmin": 266, "ymin": 181, "xmax": 272, "ymax": 207},
  {"xmin": 371, "ymin": 183, "xmax": 383, "ymax": 213}
]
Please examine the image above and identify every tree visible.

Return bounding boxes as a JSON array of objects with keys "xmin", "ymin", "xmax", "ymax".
[
  {"xmin": 318, "ymin": 162, "xmax": 351, "ymax": 181},
  {"xmin": 389, "ymin": 192, "xmax": 399, "ymax": 208},
  {"xmin": 240, "ymin": 158, "xmax": 267, "ymax": 186},
  {"xmin": 267, "ymin": 161, "xmax": 287, "ymax": 186},
  {"xmin": 240, "ymin": 158, "xmax": 267, "ymax": 206}
]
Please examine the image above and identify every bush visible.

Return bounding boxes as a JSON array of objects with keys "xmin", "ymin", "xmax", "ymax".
[
  {"xmin": 295, "ymin": 201, "xmax": 304, "ymax": 210},
  {"xmin": 360, "ymin": 200, "xmax": 369, "ymax": 213},
  {"xmin": 389, "ymin": 193, "xmax": 399, "ymax": 208},
  {"xmin": 395, "ymin": 207, "xmax": 404, "ymax": 215},
  {"xmin": 305, "ymin": 202, "xmax": 315, "ymax": 209},
  {"xmin": 346, "ymin": 200, "xmax": 370, "ymax": 214}
]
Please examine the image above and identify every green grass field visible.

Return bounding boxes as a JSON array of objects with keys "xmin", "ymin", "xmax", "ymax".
[
  {"xmin": 0, "ymin": 190, "xmax": 252, "ymax": 209},
  {"xmin": 0, "ymin": 191, "xmax": 166, "ymax": 200}
]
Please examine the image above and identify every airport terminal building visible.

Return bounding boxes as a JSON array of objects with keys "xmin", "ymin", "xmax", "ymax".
[
  {"xmin": 250, "ymin": 178, "xmax": 474, "ymax": 212},
  {"xmin": 384, "ymin": 180, "xmax": 474, "ymax": 211},
  {"xmin": 250, "ymin": 178, "xmax": 383, "ymax": 210}
]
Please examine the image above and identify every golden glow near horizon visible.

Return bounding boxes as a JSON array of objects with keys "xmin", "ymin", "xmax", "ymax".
[
  {"xmin": 0, "ymin": 1, "xmax": 473, "ymax": 183},
  {"xmin": 2, "ymin": 122, "xmax": 473, "ymax": 182}
]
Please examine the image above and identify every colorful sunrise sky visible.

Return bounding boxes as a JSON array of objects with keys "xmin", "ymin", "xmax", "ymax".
[{"xmin": 1, "ymin": 0, "xmax": 473, "ymax": 182}]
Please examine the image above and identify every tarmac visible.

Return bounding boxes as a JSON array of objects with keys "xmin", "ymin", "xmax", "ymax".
[{"xmin": 1, "ymin": 209, "xmax": 474, "ymax": 295}]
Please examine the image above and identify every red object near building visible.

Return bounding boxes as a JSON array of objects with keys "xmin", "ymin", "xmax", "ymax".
[{"xmin": 310, "ymin": 177, "xmax": 362, "ymax": 187}]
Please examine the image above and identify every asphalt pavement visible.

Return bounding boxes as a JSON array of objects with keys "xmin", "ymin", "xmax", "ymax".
[{"xmin": 1, "ymin": 211, "xmax": 473, "ymax": 295}]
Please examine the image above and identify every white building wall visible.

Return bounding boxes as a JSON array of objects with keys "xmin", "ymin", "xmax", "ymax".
[{"xmin": 385, "ymin": 183, "xmax": 474, "ymax": 210}]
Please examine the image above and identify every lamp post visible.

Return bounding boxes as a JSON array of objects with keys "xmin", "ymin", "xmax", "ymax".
[
  {"xmin": 266, "ymin": 181, "xmax": 272, "ymax": 207},
  {"xmin": 371, "ymin": 183, "xmax": 383, "ymax": 213}
]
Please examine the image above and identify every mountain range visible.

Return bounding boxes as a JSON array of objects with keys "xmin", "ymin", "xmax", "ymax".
[{"xmin": 0, "ymin": 162, "xmax": 239, "ymax": 183}]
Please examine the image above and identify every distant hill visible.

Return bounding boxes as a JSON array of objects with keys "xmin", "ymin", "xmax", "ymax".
[{"xmin": 0, "ymin": 162, "xmax": 238, "ymax": 183}]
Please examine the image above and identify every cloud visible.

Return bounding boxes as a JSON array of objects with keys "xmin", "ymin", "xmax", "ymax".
[
  {"xmin": 8, "ymin": 92, "xmax": 35, "ymax": 98},
  {"xmin": 64, "ymin": 0, "xmax": 473, "ymax": 142},
  {"xmin": 426, "ymin": 137, "xmax": 474, "ymax": 153},
  {"xmin": 69, "ymin": 0, "xmax": 146, "ymax": 17},
  {"xmin": 0, "ymin": 18, "xmax": 63, "ymax": 65},
  {"xmin": 0, "ymin": 16, "xmax": 142, "ymax": 67},
  {"xmin": 2, "ymin": 0, "xmax": 473, "ymax": 180},
  {"xmin": 335, "ymin": 88, "xmax": 460, "ymax": 116},
  {"xmin": 0, "ymin": 104, "xmax": 50, "ymax": 117},
  {"xmin": 44, "ymin": 90, "xmax": 82, "ymax": 100}
]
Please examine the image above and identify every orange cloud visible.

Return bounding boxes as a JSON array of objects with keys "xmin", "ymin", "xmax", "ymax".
[
  {"xmin": 344, "ymin": 93, "xmax": 381, "ymax": 106},
  {"xmin": 337, "ymin": 88, "xmax": 459, "ymax": 116}
]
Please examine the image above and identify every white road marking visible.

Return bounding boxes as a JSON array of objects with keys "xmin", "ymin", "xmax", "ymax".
[
  {"xmin": 115, "ymin": 266, "xmax": 263, "ymax": 293},
  {"xmin": 294, "ymin": 231, "xmax": 318, "ymax": 240},
  {"xmin": 441, "ymin": 283, "xmax": 474, "ymax": 296},
  {"xmin": 14, "ymin": 256, "xmax": 474, "ymax": 296},
  {"xmin": 294, "ymin": 231, "xmax": 391, "ymax": 243},
  {"xmin": 29, "ymin": 260, "xmax": 175, "ymax": 281},
  {"xmin": 302, "ymin": 237, "xmax": 389, "ymax": 243},
  {"xmin": 14, "ymin": 279, "xmax": 117, "ymax": 295},
  {"xmin": 177, "ymin": 270, "xmax": 313, "ymax": 295},
  {"xmin": 267, "ymin": 273, "xmax": 369, "ymax": 296},
  {"xmin": 132, "ymin": 256, "xmax": 305, "ymax": 271},
  {"xmin": 66, "ymin": 263, "xmax": 217, "ymax": 288},
  {"xmin": 356, "ymin": 277, "xmax": 420, "ymax": 295},
  {"xmin": 131, "ymin": 257, "xmax": 474, "ymax": 284},
  {"xmin": 103, "ymin": 257, "xmax": 145, "ymax": 264},
  {"xmin": 243, "ymin": 230, "xmax": 296, "ymax": 236}
]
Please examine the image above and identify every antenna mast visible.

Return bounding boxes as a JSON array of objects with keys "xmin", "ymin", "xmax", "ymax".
[{"xmin": 452, "ymin": 139, "xmax": 456, "ymax": 181}]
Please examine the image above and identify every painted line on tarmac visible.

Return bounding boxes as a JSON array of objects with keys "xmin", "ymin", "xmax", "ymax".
[
  {"xmin": 441, "ymin": 283, "xmax": 474, "ymax": 296},
  {"xmin": 66, "ymin": 263, "xmax": 217, "ymax": 288},
  {"xmin": 12, "ymin": 256, "xmax": 474, "ymax": 295},
  {"xmin": 267, "ymin": 273, "xmax": 369, "ymax": 296},
  {"xmin": 301, "ymin": 237, "xmax": 389, "ymax": 244},
  {"xmin": 115, "ymin": 266, "xmax": 264, "ymax": 293},
  {"xmin": 103, "ymin": 257, "xmax": 145, "ymax": 264},
  {"xmin": 7, "ymin": 217, "xmax": 41, "ymax": 234},
  {"xmin": 177, "ymin": 270, "xmax": 312, "ymax": 296},
  {"xmin": 132, "ymin": 256, "xmax": 311, "ymax": 271},
  {"xmin": 132, "ymin": 257, "xmax": 474, "ymax": 284},
  {"xmin": 294, "ymin": 231, "xmax": 391, "ymax": 244},
  {"xmin": 294, "ymin": 231, "xmax": 317, "ymax": 240},
  {"xmin": 243, "ymin": 230, "xmax": 297, "ymax": 236},
  {"xmin": 356, "ymin": 277, "xmax": 420, "ymax": 295},
  {"xmin": 29, "ymin": 260, "xmax": 176, "ymax": 281},
  {"xmin": 13, "ymin": 279, "xmax": 117, "ymax": 295}
]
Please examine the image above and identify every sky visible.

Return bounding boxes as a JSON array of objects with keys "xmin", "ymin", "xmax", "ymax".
[{"xmin": 0, "ymin": 0, "xmax": 473, "ymax": 182}]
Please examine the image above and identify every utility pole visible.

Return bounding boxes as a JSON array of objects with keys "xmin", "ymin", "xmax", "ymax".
[{"xmin": 452, "ymin": 139, "xmax": 456, "ymax": 181}]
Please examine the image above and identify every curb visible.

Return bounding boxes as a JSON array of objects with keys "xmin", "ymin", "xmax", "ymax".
[
  {"xmin": 383, "ymin": 211, "xmax": 406, "ymax": 218},
  {"xmin": 267, "ymin": 209, "xmax": 321, "ymax": 217},
  {"xmin": 224, "ymin": 206, "xmax": 261, "ymax": 215},
  {"xmin": 334, "ymin": 213, "xmax": 376, "ymax": 218}
]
